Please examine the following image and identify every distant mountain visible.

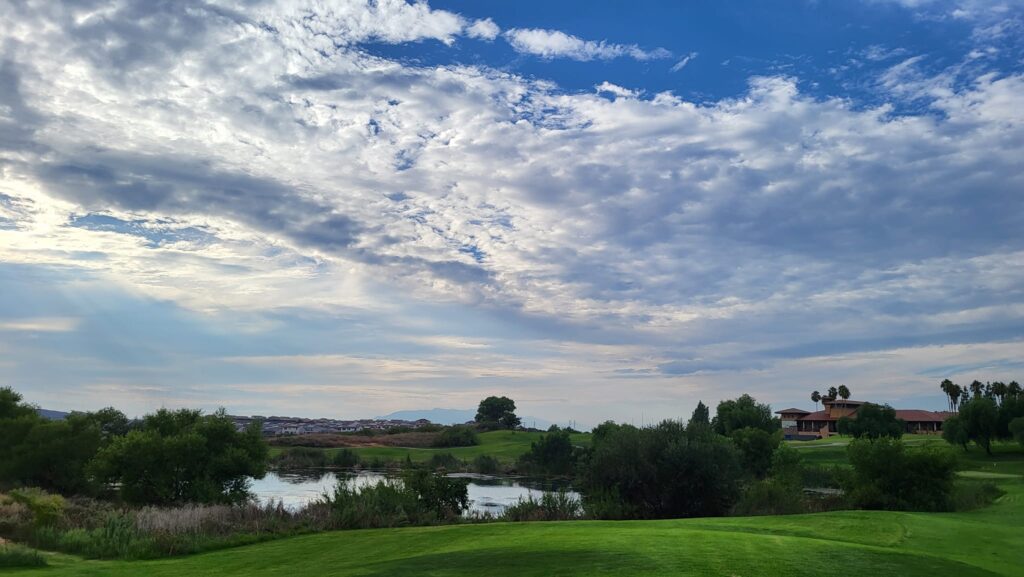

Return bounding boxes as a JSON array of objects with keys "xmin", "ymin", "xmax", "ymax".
[
  {"xmin": 378, "ymin": 408, "xmax": 554, "ymax": 430},
  {"xmin": 378, "ymin": 408, "xmax": 475, "ymax": 425},
  {"xmin": 37, "ymin": 408, "xmax": 69, "ymax": 420}
]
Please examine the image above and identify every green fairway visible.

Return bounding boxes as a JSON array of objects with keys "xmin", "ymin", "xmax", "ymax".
[
  {"xmin": 271, "ymin": 430, "xmax": 592, "ymax": 464},
  {"xmin": 6, "ymin": 442, "xmax": 1022, "ymax": 577},
  {"xmin": 5, "ymin": 461, "xmax": 1022, "ymax": 576}
]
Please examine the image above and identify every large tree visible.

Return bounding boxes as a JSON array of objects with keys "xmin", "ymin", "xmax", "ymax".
[
  {"xmin": 811, "ymin": 390, "xmax": 821, "ymax": 411},
  {"xmin": 712, "ymin": 394, "xmax": 779, "ymax": 436},
  {"xmin": 956, "ymin": 396, "xmax": 999, "ymax": 455},
  {"xmin": 836, "ymin": 403, "xmax": 903, "ymax": 440},
  {"xmin": 837, "ymin": 385, "xmax": 851, "ymax": 401},
  {"xmin": 474, "ymin": 396, "xmax": 521, "ymax": 429},
  {"xmin": 90, "ymin": 408, "xmax": 268, "ymax": 505}
]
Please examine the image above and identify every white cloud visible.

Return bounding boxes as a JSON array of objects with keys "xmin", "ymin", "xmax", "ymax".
[
  {"xmin": 595, "ymin": 81, "xmax": 638, "ymax": 98},
  {"xmin": 504, "ymin": 28, "xmax": 671, "ymax": 61},
  {"xmin": 670, "ymin": 52, "xmax": 698, "ymax": 72},
  {"xmin": 466, "ymin": 18, "xmax": 500, "ymax": 40},
  {"xmin": 0, "ymin": 317, "xmax": 80, "ymax": 332},
  {"xmin": 2, "ymin": 0, "xmax": 1023, "ymax": 422}
]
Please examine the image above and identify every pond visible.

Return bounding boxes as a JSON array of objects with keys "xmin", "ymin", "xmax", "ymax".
[{"xmin": 249, "ymin": 470, "xmax": 580, "ymax": 517}]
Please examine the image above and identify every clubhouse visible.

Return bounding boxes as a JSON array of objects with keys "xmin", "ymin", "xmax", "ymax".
[{"xmin": 777, "ymin": 399, "xmax": 953, "ymax": 440}]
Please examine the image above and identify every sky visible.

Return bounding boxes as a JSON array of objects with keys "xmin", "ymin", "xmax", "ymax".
[{"xmin": 1, "ymin": 0, "xmax": 1023, "ymax": 427}]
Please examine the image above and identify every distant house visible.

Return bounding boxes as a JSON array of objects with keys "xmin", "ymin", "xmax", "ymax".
[{"xmin": 778, "ymin": 399, "xmax": 953, "ymax": 440}]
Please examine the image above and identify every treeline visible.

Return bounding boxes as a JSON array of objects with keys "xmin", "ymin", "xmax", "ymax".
[
  {"xmin": 940, "ymin": 380, "xmax": 1024, "ymax": 454},
  {"xmin": 0, "ymin": 387, "xmax": 268, "ymax": 505},
  {"xmin": 514, "ymin": 393, "xmax": 993, "ymax": 519}
]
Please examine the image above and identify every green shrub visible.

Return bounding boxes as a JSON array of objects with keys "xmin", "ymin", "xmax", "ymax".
[
  {"xmin": 517, "ymin": 430, "xmax": 577, "ymax": 475},
  {"xmin": 733, "ymin": 480, "xmax": 805, "ymax": 516},
  {"xmin": 846, "ymin": 438, "xmax": 958, "ymax": 511},
  {"xmin": 8, "ymin": 488, "xmax": 65, "ymax": 527},
  {"xmin": 333, "ymin": 449, "xmax": 360, "ymax": 468},
  {"xmin": 950, "ymin": 480, "xmax": 1005, "ymax": 512},
  {"xmin": 502, "ymin": 491, "xmax": 582, "ymax": 522},
  {"xmin": 426, "ymin": 453, "xmax": 461, "ymax": 471},
  {"xmin": 321, "ymin": 471, "xmax": 468, "ymax": 529},
  {"xmin": 432, "ymin": 426, "xmax": 479, "ymax": 448},
  {"xmin": 273, "ymin": 447, "xmax": 328, "ymax": 469},
  {"xmin": 471, "ymin": 455, "xmax": 500, "ymax": 474},
  {"xmin": 0, "ymin": 543, "xmax": 47, "ymax": 568}
]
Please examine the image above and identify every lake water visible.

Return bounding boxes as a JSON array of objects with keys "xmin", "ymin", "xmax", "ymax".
[{"xmin": 250, "ymin": 470, "xmax": 579, "ymax": 516}]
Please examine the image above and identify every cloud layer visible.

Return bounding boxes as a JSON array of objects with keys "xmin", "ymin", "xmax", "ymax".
[{"xmin": 1, "ymin": 0, "xmax": 1022, "ymax": 423}]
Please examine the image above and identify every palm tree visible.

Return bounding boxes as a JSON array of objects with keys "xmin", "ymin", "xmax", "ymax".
[
  {"xmin": 991, "ymin": 381, "xmax": 1008, "ymax": 405},
  {"xmin": 951, "ymin": 383, "xmax": 962, "ymax": 412},
  {"xmin": 837, "ymin": 385, "xmax": 851, "ymax": 401},
  {"xmin": 970, "ymin": 380, "xmax": 985, "ymax": 399},
  {"xmin": 1009, "ymin": 381, "xmax": 1022, "ymax": 399},
  {"xmin": 827, "ymin": 386, "xmax": 838, "ymax": 401},
  {"xmin": 940, "ymin": 379, "xmax": 954, "ymax": 412},
  {"xmin": 811, "ymin": 390, "xmax": 821, "ymax": 411}
]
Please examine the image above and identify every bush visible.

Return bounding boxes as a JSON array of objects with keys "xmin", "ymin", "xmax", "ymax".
[
  {"xmin": 501, "ymin": 491, "xmax": 582, "ymax": 522},
  {"xmin": 8, "ymin": 488, "xmax": 66, "ymax": 527},
  {"xmin": 471, "ymin": 455, "xmax": 500, "ymax": 474},
  {"xmin": 950, "ymin": 480, "xmax": 1005, "ymax": 512},
  {"xmin": 321, "ymin": 471, "xmax": 468, "ymax": 529},
  {"xmin": 0, "ymin": 543, "xmax": 47, "ymax": 568},
  {"xmin": 517, "ymin": 430, "xmax": 577, "ymax": 475},
  {"xmin": 333, "ymin": 449, "xmax": 361, "ymax": 468},
  {"xmin": 733, "ymin": 480, "xmax": 805, "ymax": 516},
  {"xmin": 581, "ymin": 420, "xmax": 743, "ymax": 519},
  {"xmin": 846, "ymin": 438, "xmax": 958, "ymax": 511},
  {"xmin": 1010, "ymin": 416, "xmax": 1024, "ymax": 447},
  {"xmin": 273, "ymin": 447, "xmax": 329, "ymax": 469},
  {"xmin": 426, "ymin": 453, "xmax": 462, "ymax": 471},
  {"xmin": 432, "ymin": 426, "xmax": 479, "ymax": 448}
]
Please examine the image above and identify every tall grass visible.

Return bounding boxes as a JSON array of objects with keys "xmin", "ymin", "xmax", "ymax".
[
  {"xmin": 0, "ymin": 543, "xmax": 47, "ymax": 568},
  {"xmin": 501, "ymin": 491, "xmax": 583, "ymax": 522}
]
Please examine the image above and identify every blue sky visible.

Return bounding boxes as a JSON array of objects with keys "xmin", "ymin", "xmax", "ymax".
[{"xmin": 1, "ymin": 0, "xmax": 1023, "ymax": 426}]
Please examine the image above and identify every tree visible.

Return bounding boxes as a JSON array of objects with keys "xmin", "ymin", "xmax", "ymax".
[
  {"xmin": 942, "ymin": 416, "xmax": 969, "ymax": 450},
  {"xmin": 519, "ymin": 429, "xmax": 576, "ymax": 475},
  {"xmin": 846, "ymin": 438, "xmax": 958, "ymax": 511},
  {"xmin": 837, "ymin": 385, "xmax": 851, "ymax": 401},
  {"xmin": 991, "ymin": 382, "xmax": 1008, "ymax": 405},
  {"xmin": 827, "ymin": 386, "xmax": 839, "ymax": 401},
  {"xmin": 940, "ymin": 379, "xmax": 954, "ymax": 412},
  {"xmin": 969, "ymin": 380, "xmax": 985, "ymax": 399},
  {"xmin": 581, "ymin": 420, "xmax": 742, "ymax": 519},
  {"xmin": 1008, "ymin": 381, "xmax": 1022, "ymax": 398},
  {"xmin": 730, "ymin": 427, "xmax": 782, "ymax": 479},
  {"xmin": 836, "ymin": 403, "xmax": 904, "ymax": 440},
  {"xmin": 712, "ymin": 394, "xmax": 779, "ymax": 436},
  {"xmin": 946, "ymin": 383, "xmax": 962, "ymax": 409},
  {"xmin": 686, "ymin": 401, "xmax": 711, "ymax": 439},
  {"xmin": 957, "ymin": 396, "xmax": 999, "ymax": 455},
  {"xmin": 90, "ymin": 408, "xmax": 268, "ymax": 505},
  {"xmin": 474, "ymin": 396, "xmax": 520, "ymax": 429},
  {"xmin": 811, "ymin": 390, "xmax": 821, "ymax": 411},
  {"xmin": 1010, "ymin": 417, "xmax": 1024, "ymax": 447}
]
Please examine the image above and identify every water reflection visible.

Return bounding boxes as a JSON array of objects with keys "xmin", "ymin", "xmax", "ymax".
[{"xmin": 249, "ymin": 470, "xmax": 579, "ymax": 516}]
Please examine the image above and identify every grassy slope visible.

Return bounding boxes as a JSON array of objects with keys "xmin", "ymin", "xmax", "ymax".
[
  {"xmin": 271, "ymin": 430, "xmax": 592, "ymax": 464},
  {"xmin": 7, "ymin": 445, "xmax": 1023, "ymax": 577}
]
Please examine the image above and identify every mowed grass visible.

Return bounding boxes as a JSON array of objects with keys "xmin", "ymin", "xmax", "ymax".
[
  {"xmin": 788, "ymin": 435, "xmax": 1024, "ymax": 476},
  {"xmin": 6, "ymin": 441, "xmax": 1020, "ymax": 577},
  {"xmin": 4, "ymin": 478, "xmax": 1022, "ymax": 577},
  {"xmin": 270, "ymin": 430, "xmax": 592, "ymax": 464}
]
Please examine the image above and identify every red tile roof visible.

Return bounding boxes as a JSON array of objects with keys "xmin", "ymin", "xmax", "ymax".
[
  {"xmin": 792, "ymin": 408, "xmax": 954, "ymax": 422},
  {"xmin": 893, "ymin": 410, "xmax": 954, "ymax": 422},
  {"xmin": 776, "ymin": 408, "xmax": 810, "ymax": 414}
]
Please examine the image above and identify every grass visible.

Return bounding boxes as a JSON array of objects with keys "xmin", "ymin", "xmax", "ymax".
[
  {"xmin": 269, "ymin": 430, "xmax": 592, "ymax": 464},
  {"xmin": 4, "ymin": 444, "xmax": 1021, "ymax": 576}
]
